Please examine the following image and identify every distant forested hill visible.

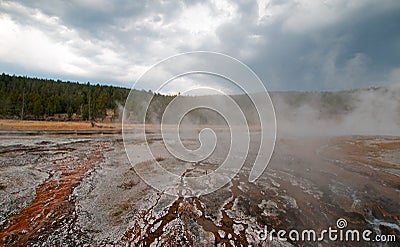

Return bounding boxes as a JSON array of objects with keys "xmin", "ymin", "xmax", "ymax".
[
  {"xmin": 1, "ymin": 73, "xmax": 398, "ymax": 127},
  {"xmin": 0, "ymin": 73, "xmax": 131, "ymax": 120}
]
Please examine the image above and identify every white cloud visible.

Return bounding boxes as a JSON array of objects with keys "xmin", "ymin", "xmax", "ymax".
[
  {"xmin": 0, "ymin": 1, "xmax": 150, "ymax": 84},
  {"xmin": 0, "ymin": 15, "xmax": 74, "ymax": 73},
  {"xmin": 0, "ymin": 0, "xmax": 399, "ymax": 90}
]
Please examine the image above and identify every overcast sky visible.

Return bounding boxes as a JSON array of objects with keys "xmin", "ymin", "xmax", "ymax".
[{"xmin": 0, "ymin": 0, "xmax": 399, "ymax": 91}]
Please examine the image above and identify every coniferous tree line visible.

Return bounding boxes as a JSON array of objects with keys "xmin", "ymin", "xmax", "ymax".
[
  {"xmin": 2, "ymin": 73, "xmax": 387, "ymax": 124},
  {"xmin": 0, "ymin": 73, "xmax": 130, "ymax": 121}
]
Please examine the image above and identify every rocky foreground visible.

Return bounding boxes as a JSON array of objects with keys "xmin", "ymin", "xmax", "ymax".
[{"xmin": 0, "ymin": 134, "xmax": 399, "ymax": 246}]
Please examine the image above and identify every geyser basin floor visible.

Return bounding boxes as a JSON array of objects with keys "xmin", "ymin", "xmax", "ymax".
[{"xmin": 0, "ymin": 135, "xmax": 398, "ymax": 246}]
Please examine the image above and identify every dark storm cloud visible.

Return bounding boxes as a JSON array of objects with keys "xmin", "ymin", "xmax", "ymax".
[
  {"xmin": 240, "ymin": 0, "xmax": 400, "ymax": 90},
  {"xmin": 0, "ymin": 0, "xmax": 399, "ymax": 91}
]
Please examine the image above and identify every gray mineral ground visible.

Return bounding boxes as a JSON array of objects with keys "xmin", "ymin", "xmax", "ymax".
[{"xmin": 0, "ymin": 129, "xmax": 399, "ymax": 246}]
